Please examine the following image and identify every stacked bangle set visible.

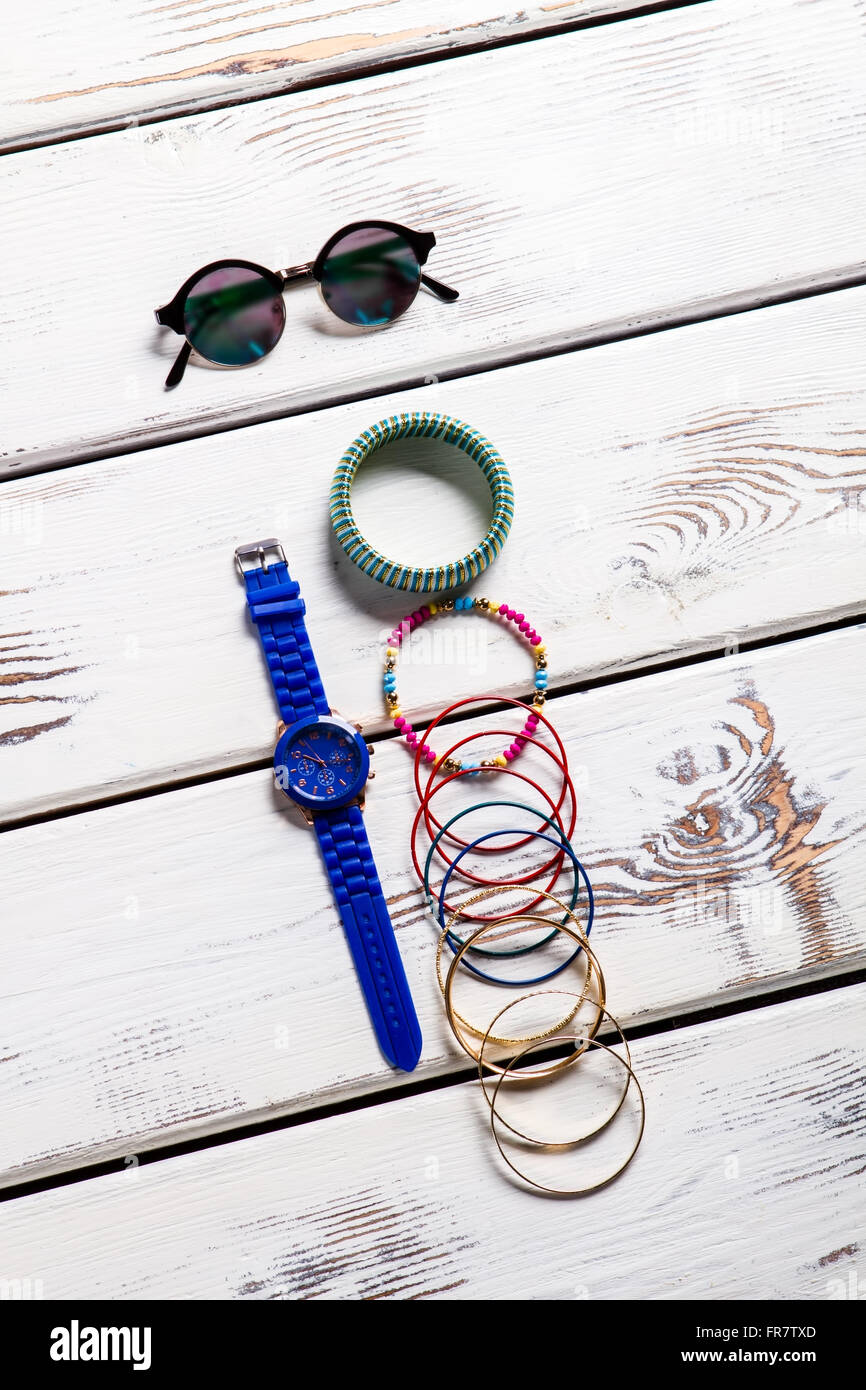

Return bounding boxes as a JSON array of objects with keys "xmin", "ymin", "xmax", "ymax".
[{"xmin": 333, "ymin": 411, "xmax": 645, "ymax": 1194}]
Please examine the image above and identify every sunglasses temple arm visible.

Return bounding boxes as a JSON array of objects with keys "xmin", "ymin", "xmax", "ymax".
[
  {"xmin": 420, "ymin": 272, "xmax": 459, "ymax": 303},
  {"xmin": 165, "ymin": 339, "xmax": 192, "ymax": 390}
]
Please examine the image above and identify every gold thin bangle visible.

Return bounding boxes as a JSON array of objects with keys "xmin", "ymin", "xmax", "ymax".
[
  {"xmin": 439, "ymin": 883, "xmax": 601, "ymax": 1055},
  {"xmin": 445, "ymin": 882, "xmax": 592, "ymax": 946},
  {"xmin": 442, "ymin": 921, "xmax": 606, "ymax": 1074},
  {"xmin": 489, "ymin": 1034, "xmax": 647, "ymax": 1196},
  {"xmin": 478, "ymin": 993, "xmax": 633, "ymax": 1147},
  {"xmin": 436, "ymin": 914, "xmax": 602, "ymax": 1045}
]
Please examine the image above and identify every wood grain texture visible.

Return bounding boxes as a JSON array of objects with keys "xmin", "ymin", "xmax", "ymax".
[
  {"xmin": 1, "ymin": 287, "xmax": 865, "ymax": 821},
  {"xmin": 2, "ymin": 0, "xmax": 866, "ymax": 474},
  {"xmin": 1, "ymin": 0, "xmax": 640, "ymax": 152},
  {"xmin": 1, "ymin": 626, "xmax": 863, "ymax": 1186},
  {"xmin": 1, "ymin": 983, "xmax": 863, "ymax": 1299}
]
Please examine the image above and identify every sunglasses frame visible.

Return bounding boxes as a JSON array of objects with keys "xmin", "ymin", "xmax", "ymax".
[{"xmin": 155, "ymin": 219, "xmax": 457, "ymax": 388}]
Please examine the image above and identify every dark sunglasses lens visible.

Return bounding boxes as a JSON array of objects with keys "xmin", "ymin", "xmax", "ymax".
[
  {"xmin": 320, "ymin": 227, "xmax": 420, "ymax": 326},
  {"xmin": 183, "ymin": 265, "xmax": 284, "ymax": 365}
]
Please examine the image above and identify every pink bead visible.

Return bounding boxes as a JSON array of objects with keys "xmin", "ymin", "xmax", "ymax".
[
  {"xmin": 498, "ymin": 603, "xmax": 508, "ymax": 615},
  {"xmin": 424, "ymin": 747, "xmax": 436, "ymax": 762},
  {"xmin": 515, "ymin": 735, "xmax": 527, "ymax": 748},
  {"xmin": 420, "ymin": 607, "xmax": 431, "ymax": 621},
  {"xmin": 514, "ymin": 612, "xmax": 524, "ymax": 624},
  {"xmin": 394, "ymin": 717, "xmax": 406, "ymax": 730},
  {"xmin": 504, "ymin": 748, "xmax": 516, "ymax": 761},
  {"xmin": 528, "ymin": 714, "xmax": 540, "ymax": 727},
  {"xmin": 519, "ymin": 621, "xmax": 531, "ymax": 634},
  {"xmin": 406, "ymin": 734, "xmax": 418, "ymax": 746},
  {"xmin": 509, "ymin": 742, "xmax": 520, "ymax": 755}
]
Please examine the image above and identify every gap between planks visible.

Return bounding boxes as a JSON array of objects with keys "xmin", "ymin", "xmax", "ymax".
[
  {"xmin": 3, "ymin": 961, "xmax": 865, "ymax": 1205},
  {"xmin": 0, "ymin": 982, "xmax": 863, "ymax": 1299},
  {"xmin": 1, "ymin": 606, "xmax": 863, "ymax": 836},
  {"xmin": 0, "ymin": 0, "xmax": 712, "ymax": 155}
]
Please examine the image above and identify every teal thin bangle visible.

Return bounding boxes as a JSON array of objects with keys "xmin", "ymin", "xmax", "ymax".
[
  {"xmin": 422, "ymin": 799, "xmax": 575, "ymax": 958},
  {"xmin": 329, "ymin": 411, "xmax": 514, "ymax": 593}
]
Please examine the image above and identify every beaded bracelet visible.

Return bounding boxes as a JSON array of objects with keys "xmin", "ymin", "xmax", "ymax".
[
  {"xmin": 384, "ymin": 596, "xmax": 549, "ymax": 767},
  {"xmin": 330, "ymin": 412, "xmax": 514, "ymax": 594}
]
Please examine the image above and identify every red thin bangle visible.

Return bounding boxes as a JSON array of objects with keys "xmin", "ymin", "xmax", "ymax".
[
  {"xmin": 414, "ymin": 695, "xmax": 571, "ymax": 853},
  {"xmin": 410, "ymin": 762, "xmax": 578, "ymax": 922},
  {"xmin": 418, "ymin": 727, "xmax": 576, "ymax": 864}
]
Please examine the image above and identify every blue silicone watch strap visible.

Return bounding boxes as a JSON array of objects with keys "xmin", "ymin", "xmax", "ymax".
[
  {"xmin": 314, "ymin": 804, "xmax": 422, "ymax": 1072},
  {"xmin": 241, "ymin": 559, "xmax": 330, "ymax": 725},
  {"xmin": 239, "ymin": 547, "xmax": 422, "ymax": 1073}
]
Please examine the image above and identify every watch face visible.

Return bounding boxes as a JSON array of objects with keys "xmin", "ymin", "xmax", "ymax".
[{"xmin": 274, "ymin": 716, "xmax": 369, "ymax": 810}]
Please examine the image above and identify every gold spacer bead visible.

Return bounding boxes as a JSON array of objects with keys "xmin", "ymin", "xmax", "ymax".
[
  {"xmin": 533, "ymin": 691, "xmax": 547, "ymax": 706},
  {"xmin": 441, "ymin": 599, "xmax": 455, "ymax": 611},
  {"xmin": 442, "ymin": 756, "xmax": 461, "ymax": 773},
  {"xmin": 475, "ymin": 597, "xmax": 490, "ymax": 610},
  {"xmin": 536, "ymin": 655, "xmax": 547, "ymax": 669}
]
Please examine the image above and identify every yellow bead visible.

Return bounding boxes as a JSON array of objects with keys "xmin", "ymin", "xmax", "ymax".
[
  {"xmin": 495, "ymin": 754, "xmax": 507, "ymax": 767},
  {"xmin": 429, "ymin": 603, "xmax": 439, "ymax": 615},
  {"xmin": 534, "ymin": 643, "xmax": 546, "ymax": 655},
  {"xmin": 386, "ymin": 646, "xmax": 397, "ymax": 658},
  {"xmin": 390, "ymin": 708, "xmax": 402, "ymax": 719}
]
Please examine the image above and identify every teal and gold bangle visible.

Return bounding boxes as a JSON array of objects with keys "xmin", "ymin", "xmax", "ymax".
[{"xmin": 329, "ymin": 412, "xmax": 514, "ymax": 593}]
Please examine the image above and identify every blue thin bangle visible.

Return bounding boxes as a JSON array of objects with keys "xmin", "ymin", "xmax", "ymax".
[
  {"xmin": 437, "ymin": 827, "xmax": 595, "ymax": 987},
  {"xmin": 423, "ymin": 799, "xmax": 573, "ymax": 956}
]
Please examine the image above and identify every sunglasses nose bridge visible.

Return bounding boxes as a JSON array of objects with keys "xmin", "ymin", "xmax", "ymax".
[{"xmin": 277, "ymin": 261, "xmax": 315, "ymax": 287}]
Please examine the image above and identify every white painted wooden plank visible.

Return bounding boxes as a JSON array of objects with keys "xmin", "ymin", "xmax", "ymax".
[
  {"xmin": 2, "ymin": 0, "xmax": 866, "ymax": 473},
  {"xmin": 2, "ymin": 287, "xmax": 865, "ymax": 821},
  {"xmin": 0, "ymin": 0, "xmax": 638, "ymax": 152},
  {"xmin": 1, "ymin": 983, "xmax": 863, "ymax": 1299},
  {"xmin": 1, "ymin": 627, "xmax": 863, "ymax": 1186}
]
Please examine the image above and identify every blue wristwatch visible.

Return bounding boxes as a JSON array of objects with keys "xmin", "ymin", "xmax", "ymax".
[{"xmin": 235, "ymin": 539, "xmax": 422, "ymax": 1073}]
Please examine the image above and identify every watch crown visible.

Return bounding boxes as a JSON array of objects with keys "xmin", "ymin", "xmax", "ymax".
[{"xmin": 366, "ymin": 743, "xmax": 375, "ymax": 755}]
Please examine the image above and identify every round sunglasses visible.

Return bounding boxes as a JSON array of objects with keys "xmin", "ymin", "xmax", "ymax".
[{"xmin": 154, "ymin": 220, "xmax": 459, "ymax": 389}]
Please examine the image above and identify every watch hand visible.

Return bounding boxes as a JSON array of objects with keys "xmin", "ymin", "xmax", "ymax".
[{"xmin": 298, "ymin": 741, "xmax": 328, "ymax": 767}]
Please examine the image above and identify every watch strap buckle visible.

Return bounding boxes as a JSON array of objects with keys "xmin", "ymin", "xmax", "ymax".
[{"xmin": 234, "ymin": 538, "xmax": 287, "ymax": 578}]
